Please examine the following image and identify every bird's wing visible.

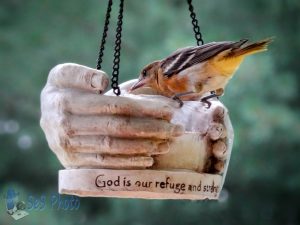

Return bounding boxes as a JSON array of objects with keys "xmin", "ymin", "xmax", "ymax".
[{"xmin": 161, "ymin": 40, "xmax": 248, "ymax": 77}]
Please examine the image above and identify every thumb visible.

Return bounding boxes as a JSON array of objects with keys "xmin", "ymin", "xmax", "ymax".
[{"xmin": 48, "ymin": 63, "xmax": 109, "ymax": 93}]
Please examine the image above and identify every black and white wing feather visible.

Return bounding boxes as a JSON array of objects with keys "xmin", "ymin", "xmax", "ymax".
[{"xmin": 161, "ymin": 40, "xmax": 248, "ymax": 77}]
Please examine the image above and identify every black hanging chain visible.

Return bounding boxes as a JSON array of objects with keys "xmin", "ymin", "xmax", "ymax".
[
  {"xmin": 96, "ymin": 0, "xmax": 113, "ymax": 70},
  {"xmin": 187, "ymin": 0, "xmax": 204, "ymax": 46},
  {"xmin": 111, "ymin": 0, "xmax": 124, "ymax": 96}
]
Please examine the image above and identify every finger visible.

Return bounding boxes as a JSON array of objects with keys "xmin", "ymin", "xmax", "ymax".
[
  {"xmin": 207, "ymin": 122, "xmax": 226, "ymax": 140},
  {"xmin": 214, "ymin": 160, "xmax": 225, "ymax": 174},
  {"xmin": 212, "ymin": 106, "xmax": 225, "ymax": 123},
  {"xmin": 68, "ymin": 136, "xmax": 170, "ymax": 155},
  {"xmin": 106, "ymin": 79, "xmax": 161, "ymax": 96},
  {"xmin": 48, "ymin": 63, "xmax": 109, "ymax": 93},
  {"xmin": 65, "ymin": 115, "xmax": 183, "ymax": 139},
  {"xmin": 64, "ymin": 93, "xmax": 175, "ymax": 121},
  {"xmin": 66, "ymin": 153, "xmax": 154, "ymax": 169},
  {"xmin": 212, "ymin": 140, "xmax": 227, "ymax": 160}
]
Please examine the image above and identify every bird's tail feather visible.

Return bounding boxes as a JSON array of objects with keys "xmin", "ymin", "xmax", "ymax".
[{"xmin": 230, "ymin": 37, "xmax": 273, "ymax": 57}]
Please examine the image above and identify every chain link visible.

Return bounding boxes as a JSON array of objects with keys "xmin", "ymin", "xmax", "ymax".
[
  {"xmin": 187, "ymin": 0, "xmax": 204, "ymax": 46},
  {"xmin": 98, "ymin": 0, "xmax": 201, "ymax": 95},
  {"xmin": 111, "ymin": 0, "xmax": 124, "ymax": 96},
  {"xmin": 96, "ymin": 0, "xmax": 113, "ymax": 70}
]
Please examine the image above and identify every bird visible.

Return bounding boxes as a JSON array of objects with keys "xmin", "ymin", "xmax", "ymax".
[{"xmin": 130, "ymin": 38, "xmax": 272, "ymax": 108}]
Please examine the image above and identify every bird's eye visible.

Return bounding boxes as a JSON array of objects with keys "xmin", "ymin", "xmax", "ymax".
[{"xmin": 142, "ymin": 70, "xmax": 147, "ymax": 77}]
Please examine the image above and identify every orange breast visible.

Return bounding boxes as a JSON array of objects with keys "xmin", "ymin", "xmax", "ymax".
[{"xmin": 156, "ymin": 71, "xmax": 190, "ymax": 97}]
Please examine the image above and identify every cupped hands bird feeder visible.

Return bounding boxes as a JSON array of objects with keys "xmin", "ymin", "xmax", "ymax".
[{"xmin": 57, "ymin": 0, "xmax": 236, "ymax": 200}]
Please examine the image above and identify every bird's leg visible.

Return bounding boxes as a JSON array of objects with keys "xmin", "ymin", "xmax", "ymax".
[
  {"xmin": 201, "ymin": 89, "xmax": 224, "ymax": 109},
  {"xmin": 171, "ymin": 91, "xmax": 195, "ymax": 107}
]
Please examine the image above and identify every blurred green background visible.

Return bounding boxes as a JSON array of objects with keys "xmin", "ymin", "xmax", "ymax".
[{"xmin": 1, "ymin": 0, "xmax": 300, "ymax": 224}]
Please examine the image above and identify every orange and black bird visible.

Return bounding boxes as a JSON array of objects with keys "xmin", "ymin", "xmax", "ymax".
[{"xmin": 130, "ymin": 38, "xmax": 272, "ymax": 107}]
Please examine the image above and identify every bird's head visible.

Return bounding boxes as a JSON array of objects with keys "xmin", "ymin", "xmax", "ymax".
[{"xmin": 130, "ymin": 61, "xmax": 160, "ymax": 91}]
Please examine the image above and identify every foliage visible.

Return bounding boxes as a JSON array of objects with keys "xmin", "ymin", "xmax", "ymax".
[{"xmin": 0, "ymin": 0, "xmax": 300, "ymax": 224}]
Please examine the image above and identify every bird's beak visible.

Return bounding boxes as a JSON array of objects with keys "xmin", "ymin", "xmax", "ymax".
[{"xmin": 130, "ymin": 79, "xmax": 147, "ymax": 91}]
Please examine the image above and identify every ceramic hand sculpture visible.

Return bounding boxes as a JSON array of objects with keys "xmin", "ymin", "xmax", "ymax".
[
  {"xmin": 40, "ymin": 63, "xmax": 232, "ymax": 173},
  {"xmin": 40, "ymin": 63, "xmax": 233, "ymax": 199}
]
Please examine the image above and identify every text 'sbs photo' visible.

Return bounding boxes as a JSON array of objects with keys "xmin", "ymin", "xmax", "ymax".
[{"xmin": 2, "ymin": 187, "xmax": 80, "ymax": 220}]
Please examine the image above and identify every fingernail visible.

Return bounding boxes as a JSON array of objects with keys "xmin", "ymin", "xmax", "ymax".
[
  {"xmin": 91, "ymin": 72, "xmax": 109, "ymax": 90},
  {"xmin": 155, "ymin": 142, "xmax": 170, "ymax": 154},
  {"xmin": 171, "ymin": 124, "xmax": 184, "ymax": 137},
  {"xmin": 208, "ymin": 123, "xmax": 224, "ymax": 140}
]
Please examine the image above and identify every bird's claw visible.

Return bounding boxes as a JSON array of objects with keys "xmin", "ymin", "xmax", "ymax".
[
  {"xmin": 201, "ymin": 99, "xmax": 212, "ymax": 109},
  {"xmin": 172, "ymin": 95, "xmax": 184, "ymax": 108}
]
